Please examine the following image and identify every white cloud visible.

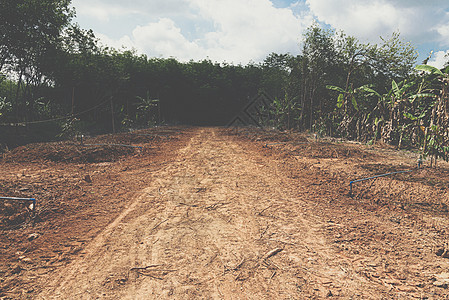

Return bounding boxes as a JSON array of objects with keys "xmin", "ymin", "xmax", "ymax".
[
  {"xmin": 95, "ymin": 33, "xmax": 136, "ymax": 51},
  {"xmin": 73, "ymin": 2, "xmax": 141, "ymax": 22},
  {"xmin": 306, "ymin": 0, "xmax": 449, "ymax": 44},
  {"xmin": 436, "ymin": 16, "xmax": 449, "ymax": 47},
  {"xmin": 131, "ymin": 18, "xmax": 205, "ymax": 60},
  {"xmin": 307, "ymin": 0, "xmax": 398, "ymax": 39},
  {"xmin": 428, "ymin": 50, "xmax": 448, "ymax": 69},
  {"xmin": 72, "ymin": 0, "xmax": 449, "ymax": 64},
  {"xmin": 188, "ymin": 0, "xmax": 313, "ymax": 62},
  {"xmin": 72, "ymin": 0, "xmax": 191, "ymax": 22},
  {"xmin": 76, "ymin": 0, "xmax": 314, "ymax": 63}
]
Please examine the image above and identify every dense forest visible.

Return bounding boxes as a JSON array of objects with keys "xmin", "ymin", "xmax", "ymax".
[{"xmin": 1, "ymin": 0, "xmax": 448, "ymax": 164}]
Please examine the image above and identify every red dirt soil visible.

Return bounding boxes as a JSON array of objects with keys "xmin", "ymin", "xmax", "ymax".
[{"xmin": 1, "ymin": 126, "xmax": 449, "ymax": 299}]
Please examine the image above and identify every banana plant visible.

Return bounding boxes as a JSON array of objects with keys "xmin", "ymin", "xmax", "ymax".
[
  {"xmin": 326, "ymin": 84, "xmax": 368, "ymax": 111},
  {"xmin": 415, "ymin": 64, "xmax": 444, "ymax": 76},
  {"xmin": 136, "ymin": 91, "xmax": 160, "ymax": 126},
  {"xmin": 270, "ymin": 92, "xmax": 299, "ymax": 129},
  {"xmin": 326, "ymin": 83, "xmax": 383, "ymax": 141},
  {"xmin": 136, "ymin": 91, "xmax": 159, "ymax": 112},
  {"xmin": 391, "ymin": 79, "xmax": 417, "ymax": 104},
  {"xmin": 425, "ymin": 125, "xmax": 449, "ymax": 167},
  {"xmin": 0, "ymin": 97, "xmax": 12, "ymax": 119},
  {"xmin": 413, "ymin": 65, "xmax": 449, "ymax": 166}
]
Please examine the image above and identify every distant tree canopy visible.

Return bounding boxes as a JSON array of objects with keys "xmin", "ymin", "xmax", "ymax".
[{"xmin": 1, "ymin": 1, "xmax": 448, "ymax": 163}]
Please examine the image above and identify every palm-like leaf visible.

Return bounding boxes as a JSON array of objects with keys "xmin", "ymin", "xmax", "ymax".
[
  {"xmin": 415, "ymin": 64, "xmax": 444, "ymax": 76},
  {"xmin": 326, "ymin": 85, "xmax": 345, "ymax": 93}
]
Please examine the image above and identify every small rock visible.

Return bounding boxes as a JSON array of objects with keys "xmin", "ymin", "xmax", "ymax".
[
  {"xmin": 28, "ymin": 233, "xmax": 40, "ymax": 241},
  {"xmin": 384, "ymin": 279, "xmax": 401, "ymax": 286},
  {"xmin": 84, "ymin": 174, "xmax": 92, "ymax": 183},
  {"xmin": 435, "ymin": 247, "xmax": 449, "ymax": 258},
  {"xmin": 21, "ymin": 257, "xmax": 32, "ymax": 264},
  {"xmin": 389, "ymin": 216, "xmax": 401, "ymax": 224},
  {"xmin": 435, "ymin": 272, "xmax": 449, "ymax": 279},
  {"xmin": 11, "ymin": 265, "xmax": 22, "ymax": 274},
  {"xmin": 433, "ymin": 273, "xmax": 449, "ymax": 288},
  {"xmin": 18, "ymin": 255, "xmax": 32, "ymax": 263},
  {"xmin": 434, "ymin": 280, "xmax": 449, "ymax": 288},
  {"xmin": 397, "ymin": 285, "xmax": 416, "ymax": 292}
]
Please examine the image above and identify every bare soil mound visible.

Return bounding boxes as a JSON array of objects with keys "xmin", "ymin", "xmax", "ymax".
[{"xmin": 1, "ymin": 128, "xmax": 182, "ymax": 164}]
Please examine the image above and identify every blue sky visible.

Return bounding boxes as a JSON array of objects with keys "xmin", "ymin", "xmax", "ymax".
[{"xmin": 71, "ymin": 0, "xmax": 449, "ymax": 68}]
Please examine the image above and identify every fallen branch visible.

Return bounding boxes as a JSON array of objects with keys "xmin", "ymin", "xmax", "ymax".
[
  {"xmin": 234, "ymin": 258, "xmax": 246, "ymax": 271},
  {"xmin": 262, "ymin": 248, "xmax": 283, "ymax": 261},
  {"xmin": 151, "ymin": 219, "xmax": 168, "ymax": 231},
  {"xmin": 205, "ymin": 202, "xmax": 229, "ymax": 211},
  {"xmin": 178, "ymin": 202, "xmax": 198, "ymax": 207},
  {"xmin": 130, "ymin": 265, "xmax": 177, "ymax": 280},
  {"xmin": 205, "ymin": 253, "xmax": 218, "ymax": 267},
  {"xmin": 195, "ymin": 187, "xmax": 207, "ymax": 193},
  {"xmin": 258, "ymin": 225, "xmax": 269, "ymax": 240},
  {"xmin": 130, "ymin": 265, "xmax": 162, "ymax": 271},
  {"xmin": 257, "ymin": 204, "xmax": 273, "ymax": 216}
]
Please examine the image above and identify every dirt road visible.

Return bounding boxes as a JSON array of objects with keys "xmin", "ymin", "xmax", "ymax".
[
  {"xmin": 3, "ymin": 127, "xmax": 449, "ymax": 298},
  {"xmin": 36, "ymin": 128, "xmax": 359, "ymax": 298}
]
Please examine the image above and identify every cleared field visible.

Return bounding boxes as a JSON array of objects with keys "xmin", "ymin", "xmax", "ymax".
[{"xmin": 1, "ymin": 127, "xmax": 449, "ymax": 299}]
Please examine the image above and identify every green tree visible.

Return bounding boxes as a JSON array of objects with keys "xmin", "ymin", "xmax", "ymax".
[{"xmin": 0, "ymin": 0, "xmax": 74, "ymax": 122}]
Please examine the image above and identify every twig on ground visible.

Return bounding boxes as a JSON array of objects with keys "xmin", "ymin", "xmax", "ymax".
[
  {"xmin": 195, "ymin": 187, "xmax": 207, "ymax": 193},
  {"xmin": 234, "ymin": 258, "xmax": 246, "ymax": 271},
  {"xmin": 151, "ymin": 219, "xmax": 168, "ymax": 231},
  {"xmin": 205, "ymin": 253, "xmax": 218, "ymax": 267},
  {"xmin": 130, "ymin": 265, "xmax": 162, "ymax": 271},
  {"xmin": 205, "ymin": 202, "xmax": 229, "ymax": 211},
  {"xmin": 262, "ymin": 248, "xmax": 283, "ymax": 261},
  {"xmin": 257, "ymin": 204, "xmax": 273, "ymax": 216},
  {"xmin": 178, "ymin": 202, "xmax": 198, "ymax": 207},
  {"xmin": 130, "ymin": 265, "xmax": 177, "ymax": 280},
  {"xmin": 259, "ymin": 225, "xmax": 269, "ymax": 240}
]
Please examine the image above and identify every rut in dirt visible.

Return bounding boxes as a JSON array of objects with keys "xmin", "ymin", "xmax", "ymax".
[{"xmin": 38, "ymin": 128, "xmax": 380, "ymax": 299}]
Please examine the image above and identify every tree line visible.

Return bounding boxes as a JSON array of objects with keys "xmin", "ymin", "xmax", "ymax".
[{"xmin": 0, "ymin": 0, "xmax": 448, "ymax": 164}]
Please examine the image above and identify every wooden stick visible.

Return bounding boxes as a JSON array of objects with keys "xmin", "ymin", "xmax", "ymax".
[
  {"xmin": 151, "ymin": 219, "xmax": 168, "ymax": 231},
  {"xmin": 257, "ymin": 204, "xmax": 273, "ymax": 216},
  {"xmin": 262, "ymin": 248, "xmax": 283, "ymax": 261}
]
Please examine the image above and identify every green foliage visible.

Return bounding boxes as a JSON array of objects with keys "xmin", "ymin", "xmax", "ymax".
[
  {"xmin": 424, "ymin": 126, "xmax": 449, "ymax": 165},
  {"xmin": 29, "ymin": 98, "xmax": 49, "ymax": 119},
  {"xmin": 0, "ymin": 97, "xmax": 12, "ymax": 118},
  {"xmin": 57, "ymin": 118, "xmax": 81, "ymax": 138},
  {"xmin": 136, "ymin": 91, "xmax": 159, "ymax": 126},
  {"xmin": 337, "ymin": 94, "xmax": 344, "ymax": 108},
  {"xmin": 3, "ymin": 9, "xmax": 448, "ymax": 164},
  {"xmin": 324, "ymin": 47, "xmax": 449, "ymax": 165},
  {"xmin": 267, "ymin": 92, "xmax": 299, "ymax": 129},
  {"xmin": 415, "ymin": 64, "xmax": 444, "ymax": 76},
  {"xmin": 326, "ymin": 85, "xmax": 345, "ymax": 93},
  {"xmin": 0, "ymin": 0, "xmax": 74, "ymax": 126}
]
